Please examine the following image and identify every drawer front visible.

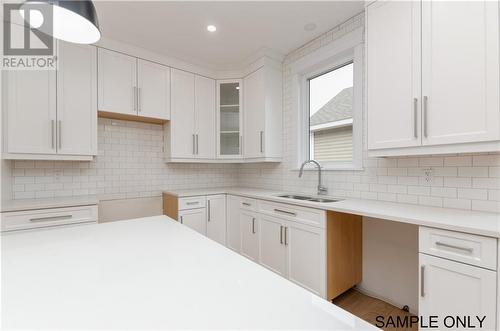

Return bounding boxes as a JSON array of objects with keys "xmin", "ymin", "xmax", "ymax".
[
  {"xmin": 419, "ymin": 227, "xmax": 497, "ymax": 270},
  {"xmin": 1, "ymin": 205, "xmax": 98, "ymax": 232},
  {"xmin": 178, "ymin": 196, "xmax": 206, "ymax": 210},
  {"xmin": 258, "ymin": 200, "xmax": 325, "ymax": 228},
  {"xmin": 239, "ymin": 197, "xmax": 257, "ymax": 211}
]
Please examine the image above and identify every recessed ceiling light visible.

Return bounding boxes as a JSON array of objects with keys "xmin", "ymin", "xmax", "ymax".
[
  {"xmin": 207, "ymin": 25, "xmax": 217, "ymax": 32},
  {"xmin": 304, "ymin": 23, "xmax": 317, "ymax": 32},
  {"xmin": 236, "ymin": 86, "xmax": 240, "ymax": 90}
]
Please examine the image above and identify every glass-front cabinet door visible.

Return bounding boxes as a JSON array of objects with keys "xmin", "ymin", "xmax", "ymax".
[{"xmin": 217, "ymin": 79, "xmax": 242, "ymax": 158}]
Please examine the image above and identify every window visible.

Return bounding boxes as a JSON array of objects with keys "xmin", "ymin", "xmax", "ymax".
[{"xmin": 308, "ymin": 62, "xmax": 354, "ymax": 164}]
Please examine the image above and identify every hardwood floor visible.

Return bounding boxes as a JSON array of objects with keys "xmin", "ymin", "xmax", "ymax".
[{"xmin": 333, "ymin": 289, "xmax": 418, "ymax": 331}]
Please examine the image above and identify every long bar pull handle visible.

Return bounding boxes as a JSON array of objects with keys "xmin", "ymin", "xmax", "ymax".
[
  {"xmin": 207, "ymin": 200, "xmax": 211, "ymax": 222},
  {"xmin": 58, "ymin": 120, "xmax": 62, "ymax": 149},
  {"xmin": 30, "ymin": 215, "xmax": 72, "ymax": 222},
  {"xmin": 138, "ymin": 87, "xmax": 141, "ymax": 112},
  {"xmin": 284, "ymin": 227, "xmax": 288, "ymax": 246},
  {"xmin": 260, "ymin": 131, "xmax": 263, "ymax": 153},
  {"xmin": 196, "ymin": 134, "xmax": 199, "ymax": 155},
  {"xmin": 242, "ymin": 202, "xmax": 251, "ymax": 207},
  {"xmin": 420, "ymin": 265, "xmax": 425, "ymax": 297},
  {"xmin": 51, "ymin": 120, "xmax": 55, "ymax": 149},
  {"xmin": 239, "ymin": 135, "xmax": 242, "ymax": 155},
  {"xmin": 280, "ymin": 225, "xmax": 283, "ymax": 244},
  {"xmin": 423, "ymin": 96, "xmax": 428, "ymax": 137},
  {"xmin": 435, "ymin": 241, "xmax": 473, "ymax": 253},
  {"xmin": 180, "ymin": 216, "xmax": 183, "ymax": 224},
  {"xmin": 252, "ymin": 217, "xmax": 256, "ymax": 234},
  {"xmin": 413, "ymin": 98, "xmax": 418, "ymax": 138},
  {"xmin": 133, "ymin": 86, "xmax": 137, "ymax": 112},
  {"xmin": 192, "ymin": 134, "xmax": 195, "ymax": 155},
  {"xmin": 274, "ymin": 209, "xmax": 297, "ymax": 217}
]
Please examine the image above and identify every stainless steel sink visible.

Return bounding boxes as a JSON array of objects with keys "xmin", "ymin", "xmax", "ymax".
[{"xmin": 277, "ymin": 194, "xmax": 341, "ymax": 203}]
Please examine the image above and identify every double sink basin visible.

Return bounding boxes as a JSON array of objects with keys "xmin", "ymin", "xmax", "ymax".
[{"xmin": 276, "ymin": 194, "xmax": 341, "ymax": 203}]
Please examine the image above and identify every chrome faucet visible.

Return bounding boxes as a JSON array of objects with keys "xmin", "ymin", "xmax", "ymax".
[{"xmin": 298, "ymin": 159, "xmax": 328, "ymax": 195}]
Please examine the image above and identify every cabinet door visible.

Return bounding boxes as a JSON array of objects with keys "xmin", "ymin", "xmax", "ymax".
[
  {"xmin": 170, "ymin": 69, "xmax": 196, "ymax": 158},
  {"xmin": 286, "ymin": 221, "xmax": 325, "ymax": 297},
  {"xmin": 97, "ymin": 48, "xmax": 137, "ymax": 115},
  {"xmin": 206, "ymin": 195, "xmax": 226, "ymax": 245},
  {"xmin": 179, "ymin": 208, "xmax": 206, "ymax": 236},
  {"xmin": 217, "ymin": 80, "xmax": 242, "ymax": 158},
  {"xmin": 243, "ymin": 68, "xmax": 265, "ymax": 158},
  {"xmin": 226, "ymin": 195, "xmax": 241, "ymax": 252},
  {"xmin": 57, "ymin": 42, "xmax": 97, "ymax": 156},
  {"xmin": 137, "ymin": 59, "xmax": 170, "ymax": 120},
  {"xmin": 240, "ymin": 211, "xmax": 259, "ymax": 262},
  {"xmin": 258, "ymin": 215, "xmax": 287, "ymax": 277},
  {"xmin": 419, "ymin": 254, "xmax": 496, "ymax": 330},
  {"xmin": 5, "ymin": 69, "xmax": 56, "ymax": 154},
  {"xmin": 422, "ymin": 1, "xmax": 499, "ymax": 145},
  {"xmin": 366, "ymin": 1, "xmax": 421, "ymax": 150},
  {"xmin": 195, "ymin": 75, "xmax": 216, "ymax": 159}
]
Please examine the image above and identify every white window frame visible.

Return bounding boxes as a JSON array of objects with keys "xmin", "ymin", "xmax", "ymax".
[{"xmin": 290, "ymin": 27, "xmax": 363, "ymax": 171}]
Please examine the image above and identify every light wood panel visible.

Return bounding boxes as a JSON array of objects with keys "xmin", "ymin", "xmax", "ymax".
[
  {"xmin": 334, "ymin": 289, "xmax": 417, "ymax": 331},
  {"xmin": 327, "ymin": 211, "xmax": 362, "ymax": 300},
  {"xmin": 98, "ymin": 111, "xmax": 168, "ymax": 125},
  {"xmin": 162, "ymin": 193, "xmax": 178, "ymax": 221}
]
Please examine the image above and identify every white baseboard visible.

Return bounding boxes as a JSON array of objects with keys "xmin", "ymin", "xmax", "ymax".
[{"xmin": 355, "ymin": 286, "xmax": 418, "ymax": 315}]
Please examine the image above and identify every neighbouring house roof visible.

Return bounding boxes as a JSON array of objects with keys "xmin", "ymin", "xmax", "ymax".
[{"xmin": 310, "ymin": 87, "xmax": 353, "ymax": 126}]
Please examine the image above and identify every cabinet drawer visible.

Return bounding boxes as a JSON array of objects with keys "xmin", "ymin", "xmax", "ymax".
[
  {"xmin": 258, "ymin": 200, "xmax": 325, "ymax": 228},
  {"xmin": 239, "ymin": 197, "xmax": 257, "ymax": 211},
  {"xmin": 1, "ymin": 205, "xmax": 98, "ymax": 232},
  {"xmin": 419, "ymin": 227, "xmax": 497, "ymax": 270},
  {"xmin": 178, "ymin": 196, "xmax": 206, "ymax": 210}
]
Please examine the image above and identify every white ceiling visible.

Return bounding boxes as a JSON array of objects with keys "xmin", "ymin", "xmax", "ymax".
[{"xmin": 94, "ymin": 1, "xmax": 364, "ymax": 70}]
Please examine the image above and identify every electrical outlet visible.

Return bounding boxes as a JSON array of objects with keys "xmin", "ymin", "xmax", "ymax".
[{"xmin": 423, "ymin": 168, "xmax": 433, "ymax": 183}]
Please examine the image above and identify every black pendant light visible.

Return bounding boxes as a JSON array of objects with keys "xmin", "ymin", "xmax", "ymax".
[{"xmin": 22, "ymin": 0, "xmax": 101, "ymax": 44}]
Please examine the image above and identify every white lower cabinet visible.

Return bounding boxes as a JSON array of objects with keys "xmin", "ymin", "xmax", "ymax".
[
  {"xmin": 240, "ymin": 211, "xmax": 259, "ymax": 262},
  {"xmin": 226, "ymin": 195, "xmax": 242, "ymax": 252},
  {"xmin": 259, "ymin": 215, "xmax": 287, "ymax": 277},
  {"xmin": 206, "ymin": 195, "xmax": 226, "ymax": 245},
  {"xmin": 418, "ymin": 226, "xmax": 497, "ymax": 330},
  {"xmin": 419, "ymin": 254, "xmax": 496, "ymax": 330},
  {"xmin": 179, "ymin": 208, "xmax": 206, "ymax": 235}
]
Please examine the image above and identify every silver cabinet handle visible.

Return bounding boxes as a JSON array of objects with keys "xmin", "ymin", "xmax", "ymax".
[
  {"xmin": 284, "ymin": 226, "xmax": 288, "ymax": 246},
  {"xmin": 242, "ymin": 202, "xmax": 251, "ymax": 207},
  {"xmin": 30, "ymin": 215, "xmax": 72, "ymax": 222},
  {"xmin": 274, "ymin": 209, "xmax": 297, "ymax": 217},
  {"xmin": 207, "ymin": 200, "xmax": 211, "ymax": 222},
  {"xmin": 51, "ymin": 120, "xmax": 55, "ymax": 149},
  {"xmin": 423, "ymin": 95, "xmax": 428, "ymax": 137},
  {"xmin": 133, "ymin": 86, "xmax": 137, "ymax": 112},
  {"xmin": 413, "ymin": 98, "xmax": 418, "ymax": 138},
  {"xmin": 260, "ymin": 131, "xmax": 263, "ymax": 153},
  {"xmin": 138, "ymin": 87, "xmax": 141, "ymax": 112},
  {"xmin": 58, "ymin": 120, "xmax": 62, "ymax": 149},
  {"xmin": 196, "ymin": 134, "xmax": 199, "ymax": 155},
  {"xmin": 192, "ymin": 134, "xmax": 196, "ymax": 155},
  {"xmin": 280, "ymin": 225, "xmax": 283, "ymax": 244},
  {"xmin": 420, "ymin": 265, "xmax": 425, "ymax": 297},
  {"xmin": 252, "ymin": 217, "xmax": 256, "ymax": 234},
  {"xmin": 186, "ymin": 201, "xmax": 199, "ymax": 206},
  {"xmin": 239, "ymin": 135, "xmax": 242, "ymax": 155},
  {"xmin": 180, "ymin": 215, "xmax": 183, "ymax": 224},
  {"xmin": 435, "ymin": 241, "xmax": 473, "ymax": 253}
]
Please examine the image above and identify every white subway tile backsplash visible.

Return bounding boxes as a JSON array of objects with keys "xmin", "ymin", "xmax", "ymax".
[{"xmin": 458, "ymin": 188, "xmax": 488, "ymax": 200}]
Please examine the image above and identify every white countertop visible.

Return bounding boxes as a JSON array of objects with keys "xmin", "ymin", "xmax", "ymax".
[
  {"xmin": 165, "ymin": 187, "xmax": 500, "ymax": 238},
  {"xmin": 0, "ymin": 195, "xmax": 99, "ymax": 213},
  {"xmin": 1, "ymin": 216, "xmax": 376, "ymax": 330}
]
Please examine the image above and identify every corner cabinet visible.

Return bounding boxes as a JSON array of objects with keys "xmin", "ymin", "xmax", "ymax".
[
  {"xmin": 217, "ymin": 80, "xmax": 243, "ymax": 159},
  {"xmin": 243, "ymin": 65, "xmax": 282, "ymax": 162},
  {"xmin": 3, "ymin": 41, "xmax": 97, "ymax": 160},
  {"xmin": 366, "ymin": 0, "xmax": 500, "ymax": 156},
  {"xmin": 165, "ymin": 69, "xmax": 216, "ymax": 161},
  {"xmin": 97, "ymin": 48, "xmax": 170, "ymax": 122}
]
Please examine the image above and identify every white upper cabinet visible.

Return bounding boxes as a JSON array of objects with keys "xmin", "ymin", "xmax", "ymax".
[
  {"xmin": 168, "ymin": 69, "xmax": 196, "ymax": 159},
  {"xmin": 367, "ymin": 1, "xmax": 421, "ymax": 150},
  {"xmin": 367, "ymin": 0, "xmax": 500, "ymax": 156},
  {"xmin": 243, "ymin": 65, "xmax": 283, "ymax": 161},
  {"xmin": 98, "ymin": 48, "xmax": 171, "ymax": 121},
  {"xmin": 98, "ymin": 48, "xmax": 137, "ymax": 116},
  {"xmin": 195, "ymin": 76, "xmax": 216, "ymax": 159},
  {"xmin": 3, "ymin": 38, "xmax": 96, "ymax": 160},
  {"xmin": 217, "ymin": 80, "xmax": 243, "ymax": 159},
  {"xmin": 421, "ymin": 0, "xmax": 499, "ymax": 146},
  {"xmin": 57, "ymin": 42, "xmax": 97, "ymax": 156},
  {"xmin": 137, "ymin": 59, "xmax": 171, "ymax": 120}
]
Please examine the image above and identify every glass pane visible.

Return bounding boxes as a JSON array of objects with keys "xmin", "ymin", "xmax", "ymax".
[
  {"xmin": 220, "ymin": 82, "xmax": 240, "ymax": 155},
  {"xmin": 309, "ymin": 62, "xmax": 353, "ymax": 163}
]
